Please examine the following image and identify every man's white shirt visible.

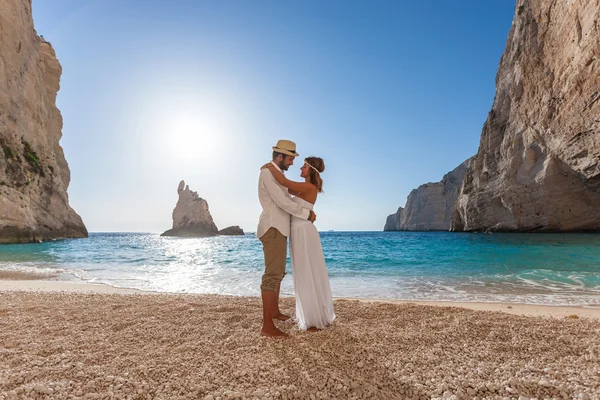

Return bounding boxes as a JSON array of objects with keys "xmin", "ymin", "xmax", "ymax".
[{"xmin": 257, "ymin": 161, "xmax": 310, "ymax": 239}]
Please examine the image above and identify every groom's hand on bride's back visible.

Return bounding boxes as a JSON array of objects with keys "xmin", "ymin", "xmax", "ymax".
[{"xmin": 308, "ymin": 210, "xmax": 316, "ymax": 223}]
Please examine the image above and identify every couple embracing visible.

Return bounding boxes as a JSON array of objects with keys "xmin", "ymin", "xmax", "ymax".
[{"xmin": 257, "ymin": 140, "xmax": 335, "ymax": 338}]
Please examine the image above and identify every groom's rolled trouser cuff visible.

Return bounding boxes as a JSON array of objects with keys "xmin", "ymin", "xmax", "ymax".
[{"xmin": 260, "ymin": 228, "xmax": 287, "ymax": 292}]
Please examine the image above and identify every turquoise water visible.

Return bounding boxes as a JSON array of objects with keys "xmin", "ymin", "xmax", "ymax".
[{"xmin": 1, "ymin": 232, "xmax": 599, "ymax": 306}]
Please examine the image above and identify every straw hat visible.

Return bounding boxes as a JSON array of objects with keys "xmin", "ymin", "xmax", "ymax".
[{"xmin": 272, "ymin": 139, "xmax": 299, "ymax": 157}]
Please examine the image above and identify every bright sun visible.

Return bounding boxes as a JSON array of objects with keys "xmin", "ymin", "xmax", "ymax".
[{"xmin": 165, "ymin": 111, "xmax": 229, "ymax": 164}]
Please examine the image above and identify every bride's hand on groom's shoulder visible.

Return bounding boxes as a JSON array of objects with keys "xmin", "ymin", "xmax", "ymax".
[{"xmin": 262, "ymin": 163, "xmax": 278, "ymax": 173}]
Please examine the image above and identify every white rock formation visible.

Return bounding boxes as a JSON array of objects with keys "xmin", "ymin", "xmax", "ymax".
[
  {"xmin": 384, "ymin": 159, "xmax": 471, "ymax": 231},
  {"xmin": 0, "ymin": 0, "xmax": 87, "ymax": 243},
  {"xmin": 453, "ymin": 0, "xmax": 600, "ymax": 232},
  {"xmin": 161, "ymin": 181, "xmax": 218, "ymax": 237}
]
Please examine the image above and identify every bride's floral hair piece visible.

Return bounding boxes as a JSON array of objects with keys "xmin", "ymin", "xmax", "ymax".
[
  {"xmin": 305, "ymin": 161, "xmax": 320, "ymax": 174},
  {"xmin": 304, "ymin": 157, "xmax": 325, "ymax": 193}
]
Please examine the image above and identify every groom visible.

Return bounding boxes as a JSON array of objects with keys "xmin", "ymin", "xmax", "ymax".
[{"xmin": 257, "ymin": 140, "xmax": 316, "ymax": 338}]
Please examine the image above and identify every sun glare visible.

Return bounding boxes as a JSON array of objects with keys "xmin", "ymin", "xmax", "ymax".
[
  {"xmin": 164, "ymin": 110, "xmax": 230, "ymax": 164},
  {"xmin": 141, "ymin": 90, "xmax": 239, "ymax": 168}
]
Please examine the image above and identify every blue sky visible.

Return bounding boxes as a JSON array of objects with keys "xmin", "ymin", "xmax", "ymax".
[{"xmin": 32, "ymin": 0, "xmax": 516, "ymax": 232}]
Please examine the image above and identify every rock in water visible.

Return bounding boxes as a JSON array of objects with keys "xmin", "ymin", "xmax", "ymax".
[
  {"xmin": 0, "ymin": 0, "xmax": 87, "ymax": 243},
  {"xmin": 453, "ymin": 0, "xmax": 600, "ymax": 232},
  {"xmin": 384, "ymin": 159, "xmax": 471, "ymax": 231},
  {"xmin": 161, "ymin": 181, "xmax": 218, "ymax": 237},
  {"xmin": 217, "ymin": 226, "xmax": 244, "ymax": 236}
]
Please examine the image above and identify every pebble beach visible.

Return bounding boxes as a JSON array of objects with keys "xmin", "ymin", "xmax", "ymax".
[{"xmin": 1, "ymin": 278, "xmax": 599, "ymax": 399}]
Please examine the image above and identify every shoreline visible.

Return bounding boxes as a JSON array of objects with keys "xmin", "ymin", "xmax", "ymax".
[
  {"xmin": 1, "ymin": 273, "xmax": 598, "ymax": 319},
  {"xmin": 338, "ymin": 297, "xmax": 600, "ymax": 319}
]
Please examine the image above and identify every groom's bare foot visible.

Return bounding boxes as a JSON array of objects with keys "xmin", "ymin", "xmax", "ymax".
[{"xmin": 260, "ymin": 327, "xmax": 289, "ymax": 338}]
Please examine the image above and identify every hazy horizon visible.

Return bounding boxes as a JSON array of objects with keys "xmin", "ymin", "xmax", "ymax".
[{"xmin": 32, "ymin": 0, "xmax": 516, "ymax": 233}]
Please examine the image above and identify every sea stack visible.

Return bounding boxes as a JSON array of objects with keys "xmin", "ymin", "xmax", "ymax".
[
  {"xmin": 0, "ymin": 0, "xmax": 87, "ymax": 243},
  {"xmin": 161, "ymin": 181, "xmax": 219, "ymax": 237}
]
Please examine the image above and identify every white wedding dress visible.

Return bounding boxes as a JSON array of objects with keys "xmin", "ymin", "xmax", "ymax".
[{"xmin": 290, "ymin": 196, "xmax": 335, "ymax": 330}]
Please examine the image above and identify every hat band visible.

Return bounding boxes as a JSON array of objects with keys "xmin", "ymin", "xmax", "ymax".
[{"xmin": 275, "ymin": 147, "xmax": 297, "ymax": 153}]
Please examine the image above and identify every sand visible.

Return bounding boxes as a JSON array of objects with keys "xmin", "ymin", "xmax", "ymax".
[
  {"xmin": 0, "ymin": 270, "xmax": 59, "ymax": 281},
  {"xmin": 1, "ymin": 278, "xmax": 599, "ymax": 319},
  {"xmin": 1, "ymin": 275, "xmax": 599, "ymax": 399},
  {"xmin": 0, "ymin": 279, "xmax": 144, "ymax": 294}
]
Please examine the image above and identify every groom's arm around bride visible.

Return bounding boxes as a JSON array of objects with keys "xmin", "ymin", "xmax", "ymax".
[{"xmin": 259, "ymin": 167, "xmax": 315, "ymax": 223}]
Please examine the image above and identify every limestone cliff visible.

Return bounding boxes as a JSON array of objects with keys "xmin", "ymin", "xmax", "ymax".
[
  {"xmin": 453, "ymin": 0, "xmax": 600, "ymax": 232},
  {"xmin": 384, "ymin": 159, "xmax": 471, "ymax": 231},
  {"xmin": 0, "ymin": 0, "xmax": 87, "ymax": 243},
  {"xmin": 161, "ymin": 181, "xmax": 219, "ymax": 237}
]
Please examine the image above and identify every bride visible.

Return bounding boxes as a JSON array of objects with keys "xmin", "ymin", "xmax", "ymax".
[{"xmin": 263, "ymin": 156, "xmax": 335, "ymax": 331}]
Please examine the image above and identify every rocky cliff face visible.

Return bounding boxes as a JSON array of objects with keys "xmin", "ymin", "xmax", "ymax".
[
  {"xmin": 161, "ymin": 181, "xmax": 219, "ymax": 237},
  {"xmin": 453, "ymin": 0, "xmax": 600, "ymax": 232},
  {"xmin": 384, "ymin": 159, "xmax": 471, "ymax": 231},
  {"xmin": 0, "ymin": 0, "xmax": 87, "ymax": 243}
]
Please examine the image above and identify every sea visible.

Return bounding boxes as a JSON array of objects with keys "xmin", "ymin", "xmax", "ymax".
[{"xmin": 1, "ymin": 231, "xmax": 599, "ymax": 307}]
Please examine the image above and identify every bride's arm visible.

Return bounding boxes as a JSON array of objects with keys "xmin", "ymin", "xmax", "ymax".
[{"xmin": 263, "ymin": 163, "xmax": 316, "ymax": 195}]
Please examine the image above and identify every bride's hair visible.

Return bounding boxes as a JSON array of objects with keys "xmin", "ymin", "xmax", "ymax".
[{"xmin": 305, "ymin": 157, "xmax": 325, "ymax": 193}]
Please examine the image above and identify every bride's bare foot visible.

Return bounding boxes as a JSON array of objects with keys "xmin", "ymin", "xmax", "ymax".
[
  {"xmin": 307, "ymin": 327, "xmax": 321, "ymax": 332},
  {"xmin": 273, "ymin": 313, "xmax": 293, "ymax": 322},
  {"xmin": 260, "ymin": 327, "xmax": 289, "ymax": 338}
]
